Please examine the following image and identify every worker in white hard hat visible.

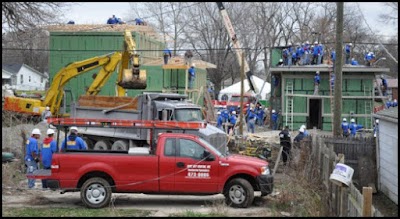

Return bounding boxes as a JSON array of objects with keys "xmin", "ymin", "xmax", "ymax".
[
  {"xmin": 300, "ymin": 124, "xmax": 309, "ymax": 136},
  {"xmin": 277, "ymin": 58, "xmax": 284, "ymax": 67},
  {"xmin": 247, "ymin": 107, "xmax": 256, "ymax": 133},
  {"xmin": 373, "ymin": 119, "xmax": 379, "ymax": 138},
  {"xmin": 188, "ymin": 63, "xmax": 196, "ymax": 89},
  {"xmin": 271, "ymin": 109, "xmax": 278, "ymax": 130},
  {"xmin": 341, "ymin": 118, "xmax": 350, "ymax": 137},
  {"xmin": 294, "ymin": 127, "xmax": 305, "ymax": 143},
  {"xmin": 61, "ymin": 126, "xmax": 87, "ymax": 151},
  {"xmin": 216, "ymin": 111, "xmax": 224, "ymax": 130},
  {"xmin": 25, "ymin": 128, "xmax": 42, "ymax": 189},
  {"xmin": 349, "ymin": 118, "xmax": 357, "ymax": 137},
  {"xmin": 41, "ymin": 106, "xmax": 52, "ymax": 122},
  {"xmin": 41, "ymin": 129, "xmax": 57, "ymax": 189},
  {"xmin": 229, "ymin": 111, "xmax": 237, "ymax": 134}
]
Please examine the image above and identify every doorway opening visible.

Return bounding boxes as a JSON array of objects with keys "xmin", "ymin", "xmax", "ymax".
[{"xmin": 309, "ymin": 98, "xmax": 322, "ymax": 129}]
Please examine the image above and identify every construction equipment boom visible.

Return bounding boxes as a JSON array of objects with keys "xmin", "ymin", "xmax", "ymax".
[{"xmin": 216, "ymin": 2, "xmax": 259, "ymax": 95}]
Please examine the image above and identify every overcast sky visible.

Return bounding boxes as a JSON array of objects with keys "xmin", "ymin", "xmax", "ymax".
[{"xmin": 61, "ymin": 2, "xmax": 398, "ymax": 39}]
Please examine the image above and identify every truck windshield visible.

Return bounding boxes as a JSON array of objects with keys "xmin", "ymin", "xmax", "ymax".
[
  {"xmin": 230, "ymin": 96, "xmax": 249, "ymax": 102},
  {"xmin": 174, "ymin": 109, "xmax": 203, "ymax": 122},
  {"xmin": 199, "ymin": 138, "xmax": 223, "ymax": 157}
]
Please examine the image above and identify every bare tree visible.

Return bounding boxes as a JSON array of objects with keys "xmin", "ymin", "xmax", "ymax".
[
  {"xmin": 379, "ymin": 2, "xmax": 398, "ymax": 26},
  {"xmin": 2, "ymin": 2, "xmax": 65, "ymax": 33}
]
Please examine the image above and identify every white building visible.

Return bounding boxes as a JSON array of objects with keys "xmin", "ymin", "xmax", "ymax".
[
  {"xmin": 2, "ymin": 64, "xmax": 48, "ymax": 91},
  {"xmin": 374, "ymin": 106, "xmax": 398, "ymax": 205}
]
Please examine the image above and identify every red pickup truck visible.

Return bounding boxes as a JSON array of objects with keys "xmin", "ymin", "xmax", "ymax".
[{"xmin": 28, "ymin": 133, "xmax": 273, "ymax": 209}]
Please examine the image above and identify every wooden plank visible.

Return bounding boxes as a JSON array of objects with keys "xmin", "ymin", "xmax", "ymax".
[
  {"xmin": 362, "ymin": 187, "xmax": 373, "ymax": 217},
  {"xmin": 78, "ymin": 95, "xmax": 139, "ymax": 110}
]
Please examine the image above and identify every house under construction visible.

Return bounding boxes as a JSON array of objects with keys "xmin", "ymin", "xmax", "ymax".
[{"xmin": 269, "ymin": 58, "xmax": 390, "ymax": 131}]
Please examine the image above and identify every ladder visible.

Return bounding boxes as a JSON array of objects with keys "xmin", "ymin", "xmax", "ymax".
[
  {"xmin": 329, "ymin": 66, "xmax": 335, "ymax": 128},
  {"xmin": 285, "ymin": 81, "xmax": 294, "ymax": 130},
  {"xmin": 364, "ymin": 85, "xmax": 373, "ymax": 129}
]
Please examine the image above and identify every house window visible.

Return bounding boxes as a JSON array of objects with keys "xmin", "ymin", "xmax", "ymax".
[
  {"xmin": 20, "ymin": 75, "xmax": 23, "ymax": 84},
  {"xmin": 29, "ymin": 76, "xmax": 31, "ymax": 82}
]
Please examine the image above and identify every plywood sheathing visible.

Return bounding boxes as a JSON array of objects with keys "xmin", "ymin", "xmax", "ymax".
[
  {"xmin": 142, "ymin": 56, "xmax": 217, "ymax": 69},
  {"xmin": 78, "ymin": 95, "xmax": 139, "ymax": 110}
]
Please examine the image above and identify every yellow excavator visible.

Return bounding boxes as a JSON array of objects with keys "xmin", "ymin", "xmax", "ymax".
[{"xmin": 3, "ymin": 30, "xmax": 146, "ymax": 118}]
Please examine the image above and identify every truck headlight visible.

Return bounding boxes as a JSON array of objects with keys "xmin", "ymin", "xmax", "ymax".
[{"xmin": 260, "ymin": 166, "xmax": 271, "ymax": 175}]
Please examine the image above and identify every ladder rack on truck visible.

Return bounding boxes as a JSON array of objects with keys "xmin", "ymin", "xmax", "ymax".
[
  {"xmin": 47, "ymin": 117, "xmax": 207, "ymax": 153},
  {"xmin": 47, "ymin": 118, "xmax": 207, "ymax": 130}
]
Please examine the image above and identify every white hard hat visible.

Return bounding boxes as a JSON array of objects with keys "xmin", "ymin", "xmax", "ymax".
[
  {"xmin": 217, "ymin": 111, "xmax": 221, "ymax": 115},
  {"xmin": 47, "ymin": 129, "xmax": 55, "ymax": 135},
  {"xmin": 279, "ymin": 59, "xmax": 283, "ymax": 62},
  {"xmin": 343, "ymin": 118, "xmax": 347, "ymax": 122},
  {"xmin": 316, "ymin": 71, "xmax": 320, "ymax": 74},
  {"xmin": 306, "ymin": 41, "xmax": 309, "ymax": 44},
  {"xmin": 394, "ymin": 99, "xmax": 397, "ymax": 103},
  {"xmin": 380, "ymin": 75, "xmax": 384, "ymax": 78},
  {"xmin": 314, "ymin": 41, "xmax": 318, "ymax": 44},
  {"xmin": 272, "ymin": 109, "xmax": 276, "ymax": 113},
  {"xmin": 300, "ymin": 124, "xmax": 306, "ymax": 129},
  {"xmin": 70, "ymin": 126, "xmax": 78, "ymax": 132},
  {"xmin": 370, "ymin": 52, "xmax": 374, "ymax": 55},
  {"xmin": 46, "ymin": 106, "xmax": 50, "ymax": 111},
  {"xmin": 349, "ymin": 43, "xmax": 352, "ymax": 46},
  {"xmin": 375, "ymin": 119, "xmax": 379, "ymax": 124},
  {"xmin": 299, "ymin": 127, "xmax": 305, "ymax": 132},
  {"xmin": 351, "ymin": 58, "xmax": 355, "ymax": 61},
  {"xmin": 250, "ymin": 108, "xmax": 254, "ymax": 110},
  {"xmin": 232, "ymin": 111, "xmax": 236, "ymax": 114},
  {"xmin": 191, "ymin": 63, "xmax": 195, "ymax": 67},
  {"xmin": 32, "ymin": 128, "xmax": 41, "ymax": 135},
  {"xmin": 288, "ymin": 43, "xmax": 292, "ymax": 46},
  {"xmin": 350, "ymin": 118, "xmax": 355, "ymax": 123}
]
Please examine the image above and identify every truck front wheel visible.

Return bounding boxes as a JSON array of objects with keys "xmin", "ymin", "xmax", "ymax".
[
  {"xmin": 224, "ymin": 178, "xmax": 254, "ymax": 208},
  {"xmin": 81, "ymin": 177, "xmax": 112, "ymax": 209}
]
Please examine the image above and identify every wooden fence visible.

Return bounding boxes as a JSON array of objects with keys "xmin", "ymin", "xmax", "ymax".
[{"xmin": 293, "ymin": 130, "xmax": 382, "ymax": 216}]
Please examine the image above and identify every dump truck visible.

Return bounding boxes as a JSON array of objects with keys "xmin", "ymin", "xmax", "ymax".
[{"xmin": 69, "ymin": 93, "xmax": 228, "ymax": 153}]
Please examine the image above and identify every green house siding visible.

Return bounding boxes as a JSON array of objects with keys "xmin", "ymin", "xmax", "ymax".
[{"xmin": 48, "ymin": 31, "xmax": 205, "ymax": 109}]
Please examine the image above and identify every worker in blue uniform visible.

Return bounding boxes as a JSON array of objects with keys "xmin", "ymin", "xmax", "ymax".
[
  {"xmin": 271, "ymin": 109, "xmax": 278, "ymax": 130},
  {"xmin": 349, "ymin": 118, "xmax": 358, "ymax": 138},
  {"xmin": 61, "ymin": 126, "xmax": 87, "ymax": 151},
  {"xmin": 341, "ymin": 118, "xmax": 350, "ymax": 137},
  {"xmin": 40, "ymin": 129, "xmax": 57, "ymax": 189},
  {"xmin": 25, "ymin": 128, "xmax": 41, "ymax": 189}
]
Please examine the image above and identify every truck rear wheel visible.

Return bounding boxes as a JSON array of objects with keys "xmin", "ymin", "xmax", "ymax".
[
  {"xmin": 81, "ymin": 177, "xmax": 112, "ymax": 209},
  {"xmin": 224, "ymin": 178, "xmax": 254, "ymax": 208},
  {"xmin": 94, "ymin": 140, "xmax": 111, "ymax": 150},
  {"xmin": 111, "ymin": 140, "xmax": 128, "ymax": 151}
]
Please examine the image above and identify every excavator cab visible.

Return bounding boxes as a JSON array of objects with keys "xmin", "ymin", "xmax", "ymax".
[{"xmin": 117, "ymin": 30, "xmax": 147, "ymax": 90}]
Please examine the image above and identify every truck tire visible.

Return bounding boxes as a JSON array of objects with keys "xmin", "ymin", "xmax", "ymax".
[
  {"xmin": 224, "ymin": 178, "xmax": 254, "ymax": 208},
  {"xmin": 80, "ymin": 177, "xmax": 112, "ymax": 209},
  {"xmin": 111, "ymin": 140, "xmax": 128, "ymax": 151},
  {"xmin": 94, "ymin": 140, "xmax": 111, "ymax": 150},
  {"xmin": 82, "ymin": 137, "xmax": 94, "ymax": 150}
]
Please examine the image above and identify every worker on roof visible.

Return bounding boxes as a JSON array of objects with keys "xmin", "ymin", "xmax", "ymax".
[
  {"xmin": 296, "ymin": 44, "xmax": 303, "ymax": 66},
  {"xmin": 351, "ymin": 58, "xmax": 358, "ymax": 65},
  {"xmin": 318, "ymin": 43, "xmax": 324, "ymax": 65},
  {"xmin": 304, "ymin": 41, "xmax": 311, "ymax": 65},
  {"xmin": 287, "ymin": 43, "xmax": 293, "ymax": 66},
  {"xmin": 117, "ymin": 17, "xmax": 125, "ymax": 24},
  {"xmin": 365, "ymin": 51, "xmax": 375, "ymax": 66},
  {"xmin": 40, "ymin": 129, "xmax": 57, "ymax": 189},
  {"xmin": 135, "ymin": 18, "xmax": 144, "ymax": 25},
  {"xmin": 163, "ymin": 48, "xmax": 172, "ymax": 65},
  {"xmin": 282, "ymin": 48, "xmax": 289, "ymax": 66},
  {"xmin": 312, "ymin": 41, "xmax": 320, "ymax": 65},
  {"xmin": 345, "ymin": 43, "xmax": 352, "ymax": 64},
  {"xmin": 184, "ymin": 50, "xmax": 193, "ymax": 66},
  {"xmin": 313, "ymin": 71, "xmax": 320, "ymax": 95},
  {"xmin": 26, "ymin": 128, "xmax": 42, "ymax": 189},
  {"xmin": 292, "ymin": 49, "xmax": 297, "ymax": 66},
  {"xmin": 61, "ymin": 127, "xmax": 87, "ymax": 151},
  {"xmin": 276, "ymin": 59, "xmax": 284, "ymax": 67},
  {"xmin": 67, "ymin": 20, "xmax": 75, "ymax": 24},
  {"xmin": 107, "ymin": 15, "xmax": 118, "ymax": 24},
  {"xmin": 188, "ymin": 64, "xmax": 196, "ymax": 89},
  {"xmin": 331, "ymin": 49, "xmax": 336, "ymax": 63}
]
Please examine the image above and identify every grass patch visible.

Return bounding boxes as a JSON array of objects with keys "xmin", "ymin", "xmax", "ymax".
[
  {"xmin": 2, "ymin": 207, "xmax": 153, "ymax": 217},
  {"xmin": 169, "ymin": 210, "xmax": 226, "ymax": 217}
]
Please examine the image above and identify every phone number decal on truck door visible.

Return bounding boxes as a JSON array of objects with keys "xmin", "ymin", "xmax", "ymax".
[{"xmin": 186, "ymin": 164, "xmax": 211, "ymax": 179}]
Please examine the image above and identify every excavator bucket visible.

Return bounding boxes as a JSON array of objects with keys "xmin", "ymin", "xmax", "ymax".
[{"xmin": 118, "ymin": 68, "xmax": 147, "ymax": 89}]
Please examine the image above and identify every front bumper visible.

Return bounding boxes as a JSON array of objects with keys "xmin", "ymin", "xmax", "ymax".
[{"xmin": 256, "ymin": 175, "xmax": 274, "ymax": 196}]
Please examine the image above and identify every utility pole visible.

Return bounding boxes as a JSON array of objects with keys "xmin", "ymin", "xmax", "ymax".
[
  {"xmin": 333, "ymin": 2, "xmax": 344, "ymax": 137},
  {"xmin": 239, "ymin": 52, "xmax": 245, "ymax": 135}
]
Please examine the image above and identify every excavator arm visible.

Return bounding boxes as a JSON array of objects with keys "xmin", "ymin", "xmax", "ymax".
[
  {"xmin": 216, "ymin": 2, "xmax": 259, "ymax": 94},
  {"xmin": 43, "ymin": 53, "xmax": 122, "ymax": 116}
]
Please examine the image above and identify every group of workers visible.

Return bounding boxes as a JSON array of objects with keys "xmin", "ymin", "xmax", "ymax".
[
  {"xmin": 25, "ymin": 126, "xmax": 86, "ymax": 189},
  {"xmin": 340, "ymin": 118, "xmax": 364, "ymax": 138},
  {"xmin": 278, "ymin": 42, "xmax": 377, "ymax": 67},
  {"xmin": 106, "ymin": 15, "xmax": 125, "ymax": 24},
  {"xmin": 278, "ymin": 124, "xmax": 310, "ymax": 166}
]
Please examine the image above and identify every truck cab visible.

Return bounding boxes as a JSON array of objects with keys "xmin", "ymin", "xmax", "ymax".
[
  {"xmin": 226, "ymin": 93, "xmax": 256, "ymax": 114},
  {"xmin": 28, "ymin": 132, "xmax": 273, "ymax": 209}
]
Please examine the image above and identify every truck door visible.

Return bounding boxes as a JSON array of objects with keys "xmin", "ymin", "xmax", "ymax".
[
  {"xmin": 158, "ymin": 138, "xmax": 176, "ymax": 192},
  {"xmin": 174, "ymin": 138, "xmax": 220, "ymax": 193}
]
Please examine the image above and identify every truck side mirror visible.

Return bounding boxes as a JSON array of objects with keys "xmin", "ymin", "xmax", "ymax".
[{"xmin": 203, "ymin": 150, "xmax": 215, "ymax": 161}]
